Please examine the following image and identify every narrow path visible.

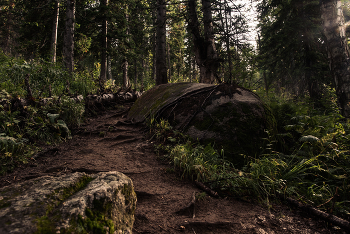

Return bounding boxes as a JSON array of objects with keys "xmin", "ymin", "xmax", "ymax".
[{"xmin": 0, "ymin": 108, "xmax": 344, "ymax": 234}]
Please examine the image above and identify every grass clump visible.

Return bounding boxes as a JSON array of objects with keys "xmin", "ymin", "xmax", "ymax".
[
  {"xmin": 0, "ymin": 54, "xmax": 90, "ymax": 175},
  {"xmin": 147, "ymin": 90, "xmax": 350, "ymax": 221}
]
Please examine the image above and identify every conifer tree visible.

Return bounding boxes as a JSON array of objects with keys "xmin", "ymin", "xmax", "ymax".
[
  {"xmin": 257, "ymin": 0, "xmax": 328, "ymax": 98},
  {"xmin": 321, "ymin": 0, "xmax": 350, "ymax": 116}
]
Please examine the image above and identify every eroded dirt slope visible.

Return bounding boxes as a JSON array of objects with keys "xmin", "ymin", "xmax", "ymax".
[{"xmin": 0, "ymin": 107, "xmax": 346, "ymax": 234}]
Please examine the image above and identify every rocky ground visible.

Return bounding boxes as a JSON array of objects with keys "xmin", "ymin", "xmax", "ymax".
[{"xmin": 0, "ymin": 106, "xmax": 347, "ymax": 234}]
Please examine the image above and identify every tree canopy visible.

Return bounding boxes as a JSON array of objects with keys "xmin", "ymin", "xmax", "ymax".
[{"xmin": 1, "ymin": 0, "xmax": 350, "ymax": 110}]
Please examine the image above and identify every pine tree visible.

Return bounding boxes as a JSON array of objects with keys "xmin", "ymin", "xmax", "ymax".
[
  {"xmin": 187, "ymin": 0, "xmax": 220, "ymax": 83},
  {"xmin": 257, "ymin": 0, "xmax": 329, "ymax": 98},
  {"xmin": 321, "ymin": 0, "xmax": 350, "ymax": 116},
  {"xmin": 155, "ymin": 0, "xmax": 167, "ymax": 85}
]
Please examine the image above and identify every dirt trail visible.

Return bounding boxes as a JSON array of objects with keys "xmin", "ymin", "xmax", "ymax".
[{"xmin": 0, "ymin": 107, "xmax": 345, "ymax": 234}]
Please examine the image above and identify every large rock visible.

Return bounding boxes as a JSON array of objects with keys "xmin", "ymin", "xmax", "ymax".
[
  {"xmin": 128, "ymin": 83, "xmax": 275, "ymax": 164},
  {"xmin": 0, "ymin": 171, "xmax": 136, "ymax": 234}
]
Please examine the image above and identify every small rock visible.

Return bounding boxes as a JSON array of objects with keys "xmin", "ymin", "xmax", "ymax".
[{"xmin": 0, "ymin": 171, "xmax": 136, "ymax": 234}]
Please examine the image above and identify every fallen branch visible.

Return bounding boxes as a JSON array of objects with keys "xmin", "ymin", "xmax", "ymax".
[
  {"xmin": 176, "ymin": 191, "xmax": 196, "ymax": 218},
  {"xmin": 194, "ymin": 180, "xmax": 219, "ymax": 198},
  {"xmin": 284, "ymin": 196, "xmax": 350, "ymax": 231},
  {"xmin": 109, "ymin": 138, "xmax": 141, "ymax": 147}
]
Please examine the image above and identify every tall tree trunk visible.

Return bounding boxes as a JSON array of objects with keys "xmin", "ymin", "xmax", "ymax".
[
  {"xmin": 321, "ymin": 0, "xmax": 350, "ymax": 116},
  {"xmin": 258, "ymin": 34, "xmax": 269, "ymax": 93},
  {"xmin": 141, "ymin": 58, "xmax": 145, "ymax": 91},
  {"xmin": 123, "ymin": 10, "xmax": 130, "ymax": 88},
  {"xmin": 191, "ymin": 57, "xmax": 197, "ymax": 82},
  {"xmin": 63, "ymin": 0, "xmax": 75, "ymax": 74},
  {"xmin": 99, "ymin": 0, "xmax": 108, "ymax": 91},
  {"xmin": 4, "ymin": 0, "xmax": 14, "ymax": 55},
  {"xmin": 187, "ymin": 0, "xmax": 220, "ymax": 84},
  {"xmin": 134, "ymin": 58, "xmax": 138, "ymax": 90},
  {"xmin": 223, "ymin": 0, "xmax": 233, "ymax": 84},
  {"xmin": 167, "ymin": 41, "xmax": 171, "ymax": 81},
  {"xmin": 156, "ymin": 0, "xmax": 168, "ymax": 85},
  {"xmin": 108, "ymin": 56, "xmax": 113, "ymax": 80},
  {"xmin": 123, "ymin": 60, "xmax": 130, "ymax": 88},
  {"xmin": 51, "ymin": 0, "xmax": 60, "ymax": 63}
]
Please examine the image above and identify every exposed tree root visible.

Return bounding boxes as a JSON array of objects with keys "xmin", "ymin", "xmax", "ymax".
[
  {"xmin": 98, "ymin": 135, "xmax": 135, "ymax": 142},
  {"xmin": 194, "ymin": 180, "xmax": 219, "ymax": 198},
  {"xmin": 176, "ymin": 191, "xmax": 196, "ymax": 218},
  {"xmin": 284, "ymin": 196, "xmax": 350, "ymax": 231},
  {"xmin": 109, "ymin": 138, "xmax": 141, "ymax": 147}
]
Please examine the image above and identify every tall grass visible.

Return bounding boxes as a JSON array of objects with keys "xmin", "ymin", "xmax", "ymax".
[
  {"xmin": 147, "ymin": 88, "xmax": 350, "ymax": 220},
  {"xmin": 0, "ymin": 51, "xmax": 98, "ymax": 97},
  {"xmin": 0, "ymin": 52, "xmax": 92, "ymax": 175}
]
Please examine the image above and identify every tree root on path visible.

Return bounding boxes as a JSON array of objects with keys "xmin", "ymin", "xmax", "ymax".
[
  {"xmin": 109, "ymin": 138, "xmax": 142, "ymax": 147},
  {"xmin": 194, "ymin": 180, "xmax": 219, "ymax": 198},
  {"xmin": 283, "ymin": 196, "xmax": 350, "ymax": 232},
  {"xmin": 176, "ymin": 192, "xmax": 197, "ymax": 218}
]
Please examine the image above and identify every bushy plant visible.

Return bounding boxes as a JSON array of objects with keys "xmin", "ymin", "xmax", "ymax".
[
  {"xmin": 148, "ymin": 110, "xmax": 350, "ymax": 219},
  {"xmin": 70, "ymin": 70, "xmax": 99, "ymax": 96},
  {"xmin": 0, "ymin": 92, "xmax": 85, "ymax": 175}
]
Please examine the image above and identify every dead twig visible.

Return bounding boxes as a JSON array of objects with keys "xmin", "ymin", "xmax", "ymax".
[
  {"xmin": 195, "ymin": 180, "xmax": 219, "ymax": 198},
  {"xmin": 284, "ymin": 196, "xmax": 350, "ymax": 232},
  {"xmin": 176, "ymin": 191, "xmax": 197, "ymax": 218}
]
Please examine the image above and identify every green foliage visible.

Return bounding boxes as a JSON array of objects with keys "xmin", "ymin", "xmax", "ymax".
[
  {"xmin": 70, "ymin": 71, "xmax": 98, "ymax": 97},
  {"xmin": 147, "ymin": 97, "xmax": 350, "ymax": 218},
  {"xmin": 0, "ymin": 94, "xmax": 85, "ymax": 176},
  {"xmin": 257, "ymin": 0, "xmax": 329, "ymax": 96},
  {"xmin": 0, "ymin": 53, "xmax": 93, "ymax": 175},
  {"xmin": 0, "ymin": 52, "xmax": 98, "ymax": 98},
  {"xmin": 0, "ymin": 56, "xmax": 65, "ymax": 97}
]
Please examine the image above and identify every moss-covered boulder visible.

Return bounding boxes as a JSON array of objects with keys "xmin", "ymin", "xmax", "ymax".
[
  {"xmin": 128, "ymin": 83, "xmax": 274, "ymax": 165},
  {"xmin": 0, "ymin": 171, "xmax": 136, "ymax": 234}
]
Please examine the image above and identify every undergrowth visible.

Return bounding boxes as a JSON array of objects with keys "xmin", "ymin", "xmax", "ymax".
[
  {"xmin": 0, "ymin": 53, "xmax": 90, "ymax": 175},
  {"xmin": 0, "ymin": 90, "xmax": 85, "ymax": 175},
  {"xmin": 147, "ymin": 89, "xmax": 350, "ymax": 221}
]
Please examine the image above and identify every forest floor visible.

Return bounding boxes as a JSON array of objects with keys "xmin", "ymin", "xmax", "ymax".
[{"xmin": 0, "ymin": 105, "xmax": 347, "ymax": 234}]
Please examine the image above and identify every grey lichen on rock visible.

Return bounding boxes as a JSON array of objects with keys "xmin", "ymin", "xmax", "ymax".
[
  {"xmin": 0, "ymin": 171, "xmax": 136, "ymax": 234},
  {"xmin": 128, "ymin": 82, "xmax": 215, "ymax": 122}
]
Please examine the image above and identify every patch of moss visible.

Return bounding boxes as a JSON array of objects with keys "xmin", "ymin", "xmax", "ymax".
[
  {"xmin": 34, "ymin": 215, "xmax": 56, "ymax": 234},
  {"xmin": 66, "ymin": 184, "xmax": 136, "ymax": 234},
  {"xmin": 121, "ymin": 184, "xmax": 137, "ymax": 214},
  {"xmin": 0, "ymin": 201, "xmax": 11, "ymax": 209},
  {"xmin": 128, "ymin": 83, "xmax": 194, "ymax": 121},
  {"xmin": 71, "ymin": 205, "xmax": 115, "ymax": 234},
  {"xmin": 34, "ymin": 175, "xmax": 94, "ymax": 234}
]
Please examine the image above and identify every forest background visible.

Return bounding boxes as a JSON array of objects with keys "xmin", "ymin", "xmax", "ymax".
[{"xmin": 1, "ymin": 0, "xmax": 350, "ymax": 227}]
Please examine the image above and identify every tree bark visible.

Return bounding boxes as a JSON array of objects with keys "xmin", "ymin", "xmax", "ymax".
[
  {"xmin": 123, "ymin": 11, "xmax": 130, "ymax": 89},
  {"xmin": 123, "ymin": 60, "xmax": 130, "ymax": 88},
  {"xmin": 156, "ymin": 0, "xmax": 168, "ymax": 85},
  {"xmin": 167, "ymin": 40, "xmax": 171, "ymax": 81},
  {"xmin": 51, "ymin": 0, "xmax": 60, "ymax": 63},
  {"xmin": 63, "ymin": 0, "xmax": 75, "ymax": 74},
  {"xmin": 108, "ymin": 56, "xmax": 113, "ymax": 80},
  {"xmin": 187, "ymin": 0, "xmax": 220, "ymax": 84},
  {"xmin": 134, "ymin": 58, "xmax": 138, "ymax": 90},
  {"xmin": 321, "ymin": 0, "xmax": 350, "ymax": 116},
  {"xmin": 99, "ymin": 0, "xmax": 108, "ymax": 91},
  {"xmin": 141, "ymin": 58, "xmax": 145, "ymax": 90},
  {"xmin": 222, "ymin": 0, "xmax": 233, "ymax": 84},
  {"xmin": 4, "ymin": 0, "xmax": 14, "ymax": 55}
]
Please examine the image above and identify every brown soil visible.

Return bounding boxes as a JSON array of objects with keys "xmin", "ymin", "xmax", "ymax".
[{"xmin": 0, "ymin": 106, "xmax": 346, "ymax": 234}]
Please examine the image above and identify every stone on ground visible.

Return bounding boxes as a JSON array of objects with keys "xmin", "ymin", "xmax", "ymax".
[
  {"xmin": 0, "ymin": 171, "xmax": 136, "ymax": 234},
  {"xmin": 128, "ymin": 83, "xmax": 274, "ymax": 163}
]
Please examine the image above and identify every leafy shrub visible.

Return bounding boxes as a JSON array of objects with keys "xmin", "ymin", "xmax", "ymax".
[
  {"xmin": 148, "ymin": 116, "xmax": 350, "ymax": 219},
  {"xmin": 0, "ymin": 52, "xmax": 99, "ymax": 98}
]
